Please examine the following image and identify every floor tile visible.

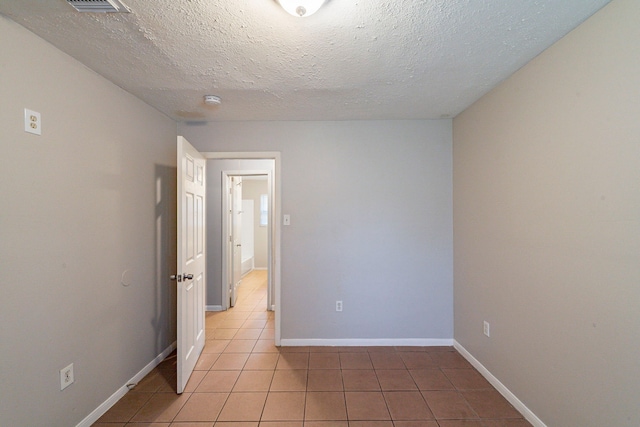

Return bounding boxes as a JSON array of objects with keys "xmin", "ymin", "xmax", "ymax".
[
  {"xmin": 261, "ymin": 392, "xmax": 306, "ymax": 421},
  {"xmin": 303, "ymin": 422, "xmax": 348, "ymax": 427},
  {"xmin": 219, "ymin": 318, "xmax": 247, "ymax": 329},
  {"xmin": 399, "ymin": 352, "xmax": 437, "ymax": 369},
  {"xmin": 195, "ymin": 370, "xmax": 240, "ymax": 392},
  {"xmin": 339, "ymin": 352, "xmax": 373, "ymax": 370},
  {"xmin": 91, "ymin": 423, "xmax": 126, "ymax": 427},
  {"xmin": 436, "ymin": 421, "xmax": 484, "ymax": 427},
  {"xmin": 124, "ymin": 423, "xmax": 170, "ymax": 426},
  {"xmin": 214, "ymin": 423, "xmax": 257, "ymax": 427},
  {"xmin": 422, "ymin": 390, "xmax": 478, "ymax": 420},
  {"xmin": 481, "ymin": 419, "xmax": 532, "ymax": 426},
  {"xmin": 258, "ymin": 422, "xmax": 302, "ymax": 427},
  {"xmin": 348, "ymin": 422, "xmax": 394, "ymax": 427},
  {"xmin": 308, "ymin": 352, "xmax": 341, "ymax": 369},
  {"xmin": 409, "ymin": 369, "xmax": 455, "ymax": 390},
  {"xmin": 173, "ymin": 392, "xmax": 228, "ymax": 422},
  {"xmin": 304, "ymin": 392, "xmax": 347, "ymax": 420},
  {"xmin": 430, "ymin": 351, "xmax": 472, "ymax": 369},
  {"xmin": 279, "ymin": 346, "xmax": 310, "ymax": 353},
  {"xmin": 217, "ymin": 392, "xmax": 268, "ymax": 421},
  {"xmin": 170, "ymin": 422, "xmax": 214, "ymax": 426},
  {"xmin": 203, "ymin": 340, "xmax": 230, "ymax": 354},
  {"xmin": 383, "ymin": 391, "xmax": 433, "ymax": 420},
  {"xmin": 392, "ymin": 422, "xmax": 439, "ymax": 427},
  {"xmin": 253, "ymin": 339, "xmax": 280, "ymax": 353},
  {"xmin": 181, "ymin": 371, "xmax": 206, "ymax": 393},
  {"xmin": 344, "ymin": 391, "xmax": 390, "ymax": 420},
  {"xmin": 442, "ymin": 369, "xmax": 492, "ymax": 390},
  {"xmin": 395, "ymin": 347, "xmax": 429, "ymax": 352},
  {"xmin": 270, "ymin": 370, "xmax": 308, "ymax": 391},
  {"xmin": 259, "ymin": 328, "xmax": 275, "ymax": 340},
  {"xmin": 211, "ymin": 353, "xmax": 250, "ymax": 370},
  {"xmin": 134, "ymin": 370, "xmax": 175, "ymax": 393},
  {"xmin": 234, "ymin": 328, "xmax": 263, "ymax": 340},
  {"xmin": 225, "ymin": 311, "xmax": 251, "ymax": 320},
  {"xmin": 308, "ymin": 346, "xmax": 339, "ymax": 353},
  {"xmin": 130, "ymin": 392, "xmax": 191, "ymax": 422},
  {"xmin": 244, "ymin": 353, "xmax": 280, "ymax": 370},
  {"xmin": 369, "ymin": 352, "xmax": 406, "ymax": 369},
  {"xmin": 341, "ymin": 369, "xmax": 380, "ymax": 391},
  {"xmin": 462, "ymin": 390, "xmax": 522, "ymax": 419},
  {"xmin": 244, "ymin": 319, "xmax": 268, "ymax": 329},
  {"xmin": 307, "ymin": 369, "xmax": 343, "ymax": 391},
  {"xmin": 233, "ymin": 370, "xmax": 274, "ymax": 392},
  {"xmin": 276, "ymin": 353, "xmax": 310, "ymax": 370},
  {"xmin": 224, "ymin": 339, "xmax": 258, "ymax": 353},
  {"xmin": 96, "ymin": 391, "xmax": 153, "ymax": 422},
  {"xmin": 211, "ymin": 328, "xmax": 238, "ymax": 340},
  {"xmin": 247, "ymin": 311, "xmax": 269, "ymax": 320},
  {"xmin": 376, "ymin": 369, "xmax": 417, "ymax": 390},
  {"xmin": 194, "ymin": 353, "xmax": 220, "ymax": 371}
]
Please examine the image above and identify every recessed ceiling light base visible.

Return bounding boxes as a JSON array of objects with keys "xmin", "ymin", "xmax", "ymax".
[
  {"xmin": 277, "ymin": 0, "xmax": 325, "ymax": 17},
  {"xmin": 204, "ymin": 95, "xmax": 221, "ymax": 105}
]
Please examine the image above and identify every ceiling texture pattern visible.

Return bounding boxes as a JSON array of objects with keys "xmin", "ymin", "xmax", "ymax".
[{"xmin": 0, "ymin": 0, "xmax": 610, "ymax": 122}]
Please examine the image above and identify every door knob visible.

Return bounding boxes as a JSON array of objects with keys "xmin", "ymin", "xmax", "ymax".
[
  {"xmin": 184, "ymin": 273, "xmax": 194, "ymax": 280},
  {"xmin": 236, "ymin": 244, "xmax": 242, "ymax": 247},
  {"xmin": 170, "ymin": 274, "xmax": 182, "ymax": 282}
]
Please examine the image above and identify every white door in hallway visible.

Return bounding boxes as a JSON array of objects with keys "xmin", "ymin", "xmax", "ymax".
[
  {"xmin": 230, "ymin": 176, "xmax": 243, "ymax": 307},
  {"xmin": 176, "ymin": 136, "xmax": 206, "ymax": 394}
]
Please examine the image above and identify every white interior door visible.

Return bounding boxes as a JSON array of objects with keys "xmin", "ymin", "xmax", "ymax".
[
  {"xmin": 176, "ymin": 136, "xmax": 206, "ymax": 394},
  {"xmin": 230, "ymin": 176, "xmax": 242, "ymax": 307}
]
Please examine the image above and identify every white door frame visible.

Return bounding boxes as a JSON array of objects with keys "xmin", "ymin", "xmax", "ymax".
[{"xmin": 202, "ymin": 152, "xmax": 281, "ymax": 346}]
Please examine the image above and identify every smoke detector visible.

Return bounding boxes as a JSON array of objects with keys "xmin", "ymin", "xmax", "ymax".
[
  {"xmin": 66, "ymin": 0, "xmax": 131, "ymax": 13},
  {"xmin": 204, "ymin": 95, "xmax": 222, "ymax": 106}
]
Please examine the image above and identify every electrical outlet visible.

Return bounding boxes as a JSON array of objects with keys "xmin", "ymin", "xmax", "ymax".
[
  {"xmin": 483, "ymin": 321, "xmax": 490, "ymax": 337},
  {"xmin": 336, "ymin": 300, "xmax": 343, "ymax": 312},
  {"xmin": 60, "ymin": 363, "xmax": 74, "ymax": 390},
  {"xmin": 24, "ymin": 108, "xmax": 41, "ymax": 135}
]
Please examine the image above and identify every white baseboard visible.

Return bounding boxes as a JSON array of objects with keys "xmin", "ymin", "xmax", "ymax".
[
  {"xmin": 453, "ymin": 341, "xmax": 547, "ymax": 427},
  {"xmin": 280, "ymin": 338, "xmax": 454, "ymax": 347},
  {"xmin": 76, "ymin": 342, "xmax": 177, "ymax": 427},
  {"xmin": 206, "ymin": 305, "xmax": 224, "ymax": 311}
]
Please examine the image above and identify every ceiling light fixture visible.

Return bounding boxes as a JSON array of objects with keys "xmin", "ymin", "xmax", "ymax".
[{"xmin": 277, "ymin": 0, "xmax": 326, "ymax": 17}]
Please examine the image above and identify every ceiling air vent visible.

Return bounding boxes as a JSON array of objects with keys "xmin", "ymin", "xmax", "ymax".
[{"xmin": 66, "ymin": 0, "xmax": 131, "ymax": 13}]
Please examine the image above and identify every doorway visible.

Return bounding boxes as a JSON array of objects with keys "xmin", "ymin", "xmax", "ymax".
[
  {"xmin": 202, "ymin": 152, "xmax": 281, "ymax": 346},
  {"xmin": 224, "ymin": 173, "xmax": 270, "ymax": 311}
]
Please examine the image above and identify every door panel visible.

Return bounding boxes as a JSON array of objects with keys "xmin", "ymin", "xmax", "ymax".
[
  {"xmin": 177, "ymin": 136, "xmax": 206, "ymax": 394},
  {"xmin": 230, "ymin": 176, "xmax": 242, "ymax": 307}
]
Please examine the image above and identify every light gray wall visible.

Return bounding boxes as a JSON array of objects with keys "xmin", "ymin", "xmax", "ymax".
[
  {"xmin": 0, "ymin": 17, "xmax": 177, "ymax": 427},
  {"xmin": 453, "ymin": 1, "xmax": 640, "ymax": 426},
  {"xmin": 205, "ymin": 159, "xmax": 274, "ymax": 307},
  {"xmin": 243, "ymin": 179, "xmax": 269, "ymax": 270},
  {"xmin": 179, "ymin": 120, "xmax": 453, "ymax": 340}
]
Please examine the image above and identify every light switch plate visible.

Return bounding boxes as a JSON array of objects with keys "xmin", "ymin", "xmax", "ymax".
[
  {"xmin": 24, "ymin": 109, "xmax": 41, "ymax": 135},
  {"xmin": 283, "ymin": 214, "xmax": 291, "ymax": 226}
]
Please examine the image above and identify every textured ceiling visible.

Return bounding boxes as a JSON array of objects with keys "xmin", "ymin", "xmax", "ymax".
[{"xmin": 0, "ymin": 0, "xmax": 610, "ymax": 122}]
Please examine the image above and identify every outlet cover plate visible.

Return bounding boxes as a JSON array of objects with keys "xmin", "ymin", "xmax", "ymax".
[
  {"xmin": 24, "ymin": 108, "xmax": 41, "ymax": 135},
  {"xmin": 60, "ymin": 363, "xmax": 74, "ymax": 390}
]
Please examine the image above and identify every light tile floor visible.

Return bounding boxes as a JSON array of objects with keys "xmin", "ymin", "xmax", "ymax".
[{"xmin": 94, "ymin": 270, "xmax": 532, "ymax": 427}]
